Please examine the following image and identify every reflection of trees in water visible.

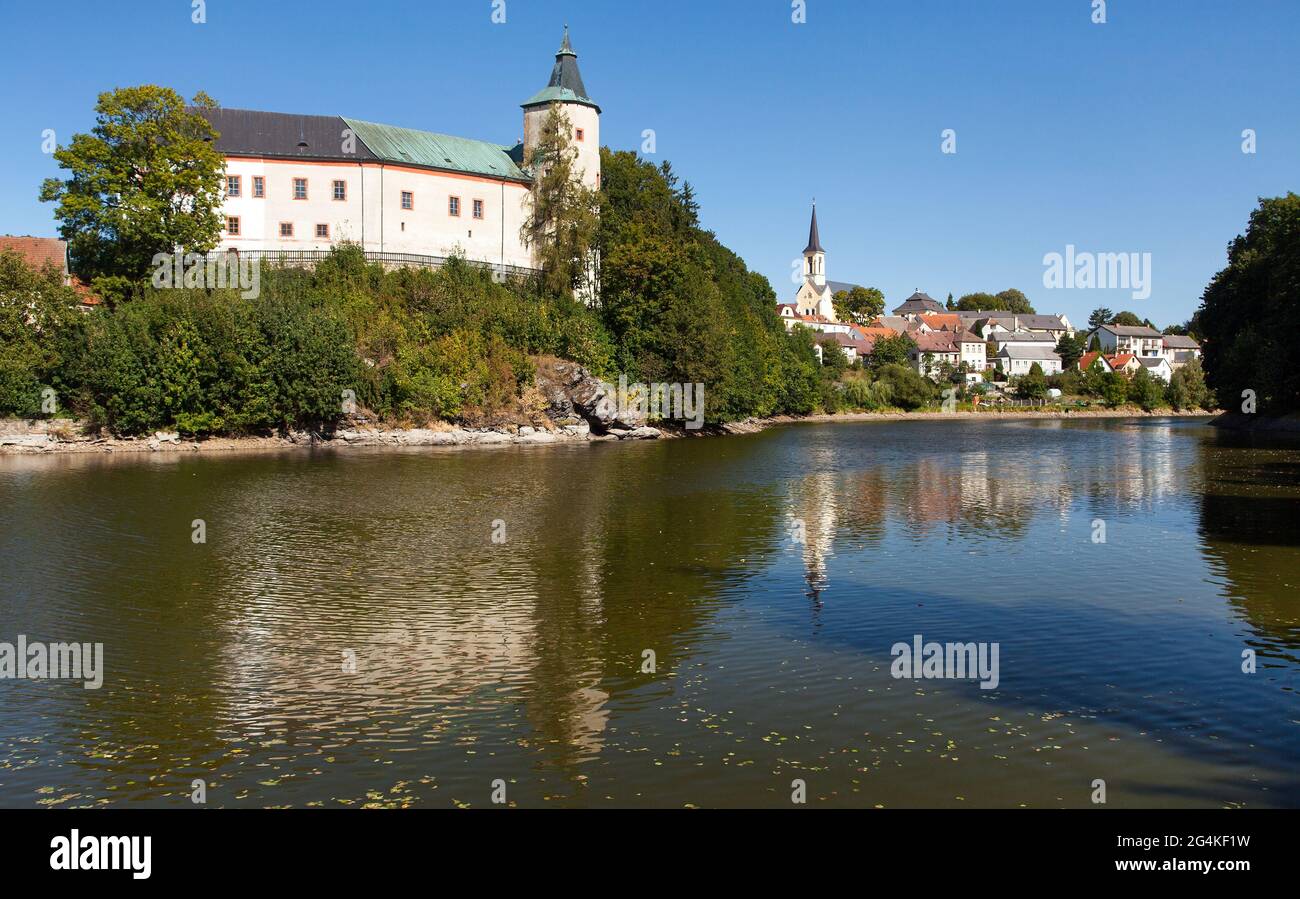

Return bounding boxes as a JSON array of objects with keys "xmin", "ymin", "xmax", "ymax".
[{"xmin": 1195, "ymin": 433, "xmax": 1300, "ymax": 656}]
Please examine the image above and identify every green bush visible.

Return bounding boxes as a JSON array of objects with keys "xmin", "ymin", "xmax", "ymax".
[{"xmin": 874, "ymin": 363, "xmax": 936, "ymax": 410}]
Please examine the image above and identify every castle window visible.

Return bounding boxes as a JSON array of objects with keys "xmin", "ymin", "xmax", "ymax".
[
  {"xmin": 252, "ymin": 176, "xmax": 265, "ymax": 198},
  {"xmin": 226, "ymin": 175, "xmax": 241, "ymax": 197},
  {"xmin": 401, "ymin": 191, "xmax": 413, "ymax": 210},
  {"xmin": 333, "ymin": 180, "xmax": 346, "ymax": 201},
  {"xmin": 448, "ymin": 196, "xmax": 460, "ymax": 217},
  {"xmin": 575, "ymin": 128, "xmax": 584, "ymax": 142},
  {"xmin": 472, "ymin": 199, "xmax": 484, "ymax": 219},
  {"xmin": 226, "ymin": 215, "xmax": 240, "ymax": 236},
  {"xmin": 315, "ymin": 223, "xmax": 329, "ymax": 239},
  {"xmin": 279, "ymin": 222, "xmax": 294, "ymax": 238},
  {"xmin": 293, "ymin": 178, "xmax": 308, "ymax": 200}
]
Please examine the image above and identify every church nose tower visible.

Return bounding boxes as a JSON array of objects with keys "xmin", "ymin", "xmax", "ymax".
[
  {"xmin": 803, "ymin": 202, "xmax": 826, "ymax": 288},
  {"xmin": 521, "ymin": 25, "xmax": 602, "ymax": 191}
]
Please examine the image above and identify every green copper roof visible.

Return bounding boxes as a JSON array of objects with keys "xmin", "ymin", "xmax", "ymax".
[{"xmin": 341, "ymin": 117, "xmax": 530, "ymax": 182}]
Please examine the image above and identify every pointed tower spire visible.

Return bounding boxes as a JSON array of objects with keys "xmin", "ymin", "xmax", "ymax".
[
  {"xmin": 804, "ymin": 201, "xmax": 825, "ymax": 254},
  {"xmin": 522, "ymin": 26, "xmax": 599, "ymax": 111}
]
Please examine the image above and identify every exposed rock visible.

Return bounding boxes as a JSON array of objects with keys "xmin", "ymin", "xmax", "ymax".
[
  {"xmin": 620, "ymin": 426, "xmax": 663, "ymax": 440},
  {"xmin": 535, "ymin": 358, "xmax": 646, "ymax": 434}
]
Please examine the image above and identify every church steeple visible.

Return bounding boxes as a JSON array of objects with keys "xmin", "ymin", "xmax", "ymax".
[
  {"xmin": 804, "ymin": 202, "xmax": 825, "ymax": 254},
  {"xmin": 803, "ymin": 202, "xmax": 827, "ymax": 288}
]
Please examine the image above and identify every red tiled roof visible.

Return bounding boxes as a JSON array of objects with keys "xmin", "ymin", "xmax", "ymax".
[
  {"xmin": 71, "ymin": 277, "xmax": 102, "ymax": 306},
  {"xmin": 918, "ymin": 312, "xmax": 961, "ymax": 330},
  {"xmin": 1107, "ymin": 354, "xmax": 1136, "ymax": 368},
  {"xmin": 1077, "ymin": 351, "xmax": 1109, "ymax": 371},
  {"xmin": 0, "ymin": 236, "xmax": 67, "ymax": 276}
]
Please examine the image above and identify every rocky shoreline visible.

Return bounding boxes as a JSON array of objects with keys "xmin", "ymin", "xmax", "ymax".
[{"xmin": 0, "ymin": 406, "xmax": 1219, "ymax": 457}]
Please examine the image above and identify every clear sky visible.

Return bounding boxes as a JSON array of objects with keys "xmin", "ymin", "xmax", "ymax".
[{"xmin": 2, "ymin": 0, "xmax": 1296, "ymax": 328}]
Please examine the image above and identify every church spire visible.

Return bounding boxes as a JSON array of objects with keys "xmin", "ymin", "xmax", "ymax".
[{"xmin": 804, "ymin": 201, "xmax": 825, "ymax": 254}]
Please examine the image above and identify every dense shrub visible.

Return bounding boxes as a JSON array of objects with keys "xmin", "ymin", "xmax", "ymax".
[{"xmin": 874, "ymin": 363, "xmax": 936, "ymax": 410}]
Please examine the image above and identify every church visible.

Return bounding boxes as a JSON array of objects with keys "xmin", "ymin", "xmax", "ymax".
[
  {"xmin": 203, "ymin": 28, "xmax": 598, "ymax": 277},
  {"xmin": 776, "ymin": 204, "xmax": 877, "ymax": 362}
]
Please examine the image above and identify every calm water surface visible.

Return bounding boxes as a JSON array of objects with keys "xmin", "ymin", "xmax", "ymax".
[{"xmin": 1, "ymin": 417, "xmax": 1297, "ymax": 807}]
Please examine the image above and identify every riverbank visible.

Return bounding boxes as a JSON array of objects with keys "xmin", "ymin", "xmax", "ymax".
[{"xmin": 0, "ymin": 407, "xmax": 1218, "ymax": 456}]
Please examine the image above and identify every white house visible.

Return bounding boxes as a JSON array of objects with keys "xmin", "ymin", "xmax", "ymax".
[
  {"xmin": 1088, "ymin": 324, "xmax": 1163, "ymax": 357},
  {"xmin": 205, "ymin": 27, "xmax": 598, "ymax": 280},
  {"xmin": 1161, "ymin": 334, "xmax": 1202, "ymax": 368},
  {"xmin": 997, "ymin": 344, "xmax": 1063, "ymax": 377},
  {"xmin": 1137, "ymin": 356, "xmax": 1173, "ymax": 383}
]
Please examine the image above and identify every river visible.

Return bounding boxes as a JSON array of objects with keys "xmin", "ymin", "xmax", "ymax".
[{"xmin": 0, "ymin": 416, "xmax": 1296, "ymax": 807}]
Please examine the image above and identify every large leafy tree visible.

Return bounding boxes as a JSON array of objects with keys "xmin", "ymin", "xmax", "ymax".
[
  {"xmin": 521, "ymin": 103, "xmax": 600, "ymax": 299},
  {"xmin": 868, "ymin": 333, "xmax": 916, "ymax": 368},
  {"xmin": 39, "ymin": 86, "xmax": 226, "ymax": 293},
  {"xmin": 954, "ymin": 289, "xmax": 1035, "ymax": 313},
  {"xmin": 832, "ymin": 285, "xmax": 885, "ymax": 325},
  {"xmin": 1198, "ymin": 193, "xmax": 1300, "ymax": 413}
]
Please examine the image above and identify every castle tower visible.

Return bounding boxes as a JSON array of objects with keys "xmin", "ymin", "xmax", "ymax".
[{"xmin": 521, "ymin": 26, "xmax": 601, "ymax": 191}]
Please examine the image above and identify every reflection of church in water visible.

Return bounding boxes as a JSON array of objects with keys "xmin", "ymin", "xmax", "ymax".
[{"xmin": 790, "ymin": 471, "xmax": 840, "ymax": 607}]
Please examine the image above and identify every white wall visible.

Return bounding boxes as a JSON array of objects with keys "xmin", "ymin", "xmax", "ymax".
[{"xmin": 216, "ymin": 157, "xmax": 534, "ymax": 271}]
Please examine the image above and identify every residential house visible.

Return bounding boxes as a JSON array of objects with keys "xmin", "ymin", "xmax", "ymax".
[
  {"xmin": 1088, "ymin": 324, "xmax": 1163, "ymax": 357},
  {"xmin": 1161, "ymin": 334, "xmax": 1202, "ymax": 368},
  {"xmin": 957, "ymin": 311, "xmax": 1074, "ymax": 341},
  {"xmin": 997, "ymin": 344, "xmax": 1063, "ymax": 377},
  {"xmin": 910, "ymin": 331, "xmax": 961, "ymax": 379},
  {"xmin": 1076, "ymin": 352, "xmax": 1114, "ymax": 374},
  {"xmin": 1136, "ymin": 356, "xmax": 1173, "ymax": 383},
  {"xmin": 1106, "ymin": 354, "xmax": 1142, "ymax": 377}
]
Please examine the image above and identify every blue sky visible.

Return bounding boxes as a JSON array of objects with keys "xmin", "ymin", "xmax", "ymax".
[{"xmin": 2, "ymin": 0, "xmax": 1296, "ymax": 327}]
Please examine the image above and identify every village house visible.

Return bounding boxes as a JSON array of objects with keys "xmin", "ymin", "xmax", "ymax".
[
  {"xmin": 989, "ymin": 330, "xmax": 1057, "ymax": 353},
  {"xmin": 1087, "ymin": 323, "xmax": 1163, "ymax": 357},
  {"xmin": 1076, "ymin": 352, "xmax": 1115, "ymax": 374},
  {"xmin": 958, "ymin": 311, "xmax": 1074, "ymax": 341},
  {"xmin": 1161, "ymin": 334, "xmax": 1202, "ymax": 368},
  {"xmin": 1136, "ymin": 356, "xmax": 1173, "ymax": 382},
  {"xmin": 997, "ymin": 344, "xmax": 1063, "ymax": 377},
  {"xmin": 202, "ymin": 28, "xmax": 598, "ymax": 286},
  {"xmin": 1106, "ymin": 353, "xmax": 1142, "ymax": 377}
]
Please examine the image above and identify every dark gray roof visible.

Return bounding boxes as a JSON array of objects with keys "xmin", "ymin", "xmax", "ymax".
[
  {"xmin": 197, "ymin": 108, "xmax": 378, "ymax": 161},
  {"xmin": 1015, "ymin": 314, "xmax": 1069, "ymax": 330},
  {"xmin": 826, "ymin": 279, "xmax": 862, "ymax": 295},
  {"xmin": 804, "ymin": 203, "xmax": 825, "ymax": 254},
  {"xmin": 993, "ymin": 330, "xmax": 1057, "ymax": 343},
  {"xmin": 1162, "ymin": 334, "xmax": 1200, "ymax": 348},
  {"xmin": 521, "ymin": 27, "xmax": 600, "ymax": 111},
  {"xmin": 998, "ymin": 345, "xmax": 1062, "ymax": 361},
  {"xmin": 1099, "ymin": 323, "xmax": 1162, "ymax": 338},
  {"xmin": 892, "ymin": 291, "xmax": 945, "ymax": 315}
]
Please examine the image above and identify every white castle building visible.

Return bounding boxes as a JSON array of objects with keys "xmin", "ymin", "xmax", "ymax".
[{"xmin": 204, "ymin": 27, "xmax": 599, "ymax": 276}]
